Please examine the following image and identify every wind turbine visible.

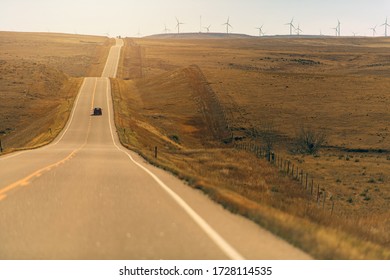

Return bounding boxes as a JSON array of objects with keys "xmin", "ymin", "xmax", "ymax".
[
  {"xmin": 203, "ymin": 25, "xmax": 211, "ymax": 33},
  {"xmin": 255, "ymin": 25, "xmax": 264, "ymax": 36},
  {"xmin": 175, "ymin": 17, "xmax": 184, "ymax": 34},
  {"xmin": 352, "ymin": 31, "xmax": 358, "ymax": 37},
  {"xmin": 370, "ymin": 25, "xmax": 377, "ymax": 36},
  {"xmin": 163, "ymin": 24, "xmax": 170, "ymax": 34},
  {"xmin": 296, "ymin": 24, "xmax": 303, "ymax": 35},
  {"xmin": 381, "ymin": 17, "xmax": 390, "ymax": 36},
  {"xmin": 331, "ymin": 19, "xmax": 340, "ymax": 37},
  {"xmin": 223, "ymin": 17, "xmax": 233, "ymax": 34},
  {"xmin": 337, "ymin": 19, "xmax": 341, "ymax": 36},
  {"xmin": 285, "ymin": 18, "xmax": 295, "ymax": 35}
]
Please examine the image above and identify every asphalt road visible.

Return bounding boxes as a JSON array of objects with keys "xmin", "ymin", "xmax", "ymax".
[{"xmin": 0, "ymin": 39, "xmax": 311, "ymax": 260}]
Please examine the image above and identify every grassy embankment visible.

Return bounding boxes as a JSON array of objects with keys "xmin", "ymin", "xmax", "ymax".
[
  {"xmin": 0, "ymin": 32, "xmax": 111, "ymax": 151},
  {"xmin": 111, "ymin": 37, "xmax": 390, "ymax": 259}
]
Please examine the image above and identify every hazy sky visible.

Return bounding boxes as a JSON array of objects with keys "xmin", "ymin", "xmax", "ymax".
[{"xmin": 1, "ymin": 0, "xmax": 390, "ymax": 37}]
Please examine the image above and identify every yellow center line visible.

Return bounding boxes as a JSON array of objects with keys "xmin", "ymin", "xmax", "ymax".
[
  {"xmin": 0, "ymin": 147, "xmax": 80, "ymax": 200},
  {"xmin": 90, "ymin": 78, "xmax": 98, "ymax": 110},
  {"xmin": 0, "ymin": 78, "xmax": 98, "ymax": 201}
]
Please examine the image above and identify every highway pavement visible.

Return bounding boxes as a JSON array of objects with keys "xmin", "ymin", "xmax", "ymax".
[{"xmin": 0, "ymin": 38, "xmax": 311, "ymax": 260}]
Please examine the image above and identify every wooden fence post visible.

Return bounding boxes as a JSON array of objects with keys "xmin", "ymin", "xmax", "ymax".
[
  {"xmin": 0, "ymin": 139, "xmax": 2, "ymax": 153},
  {"xmin": 154, "ymin": 146, "xmax": 158, "ymax": 158},
  {"xmin": 311, "ymin": 178, "xmax": 314, "ymax": 195},
  {"xmin": 323, "ymin": 191, "xmax": 326, "ymax": 209},
  {"xmin": 331, "ymin": 200, "xmax": 335, "ymax": 216},
  {"xmin": 316, "ymin": 185, "xmax": 320, "ymax": 203}
]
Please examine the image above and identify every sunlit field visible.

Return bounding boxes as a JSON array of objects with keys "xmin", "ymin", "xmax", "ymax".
[{"xmin": 112, "ymin": 36, "xmax": 390, "ymax": 259}]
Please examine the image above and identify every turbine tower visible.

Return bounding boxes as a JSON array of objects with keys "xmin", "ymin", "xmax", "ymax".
[
  {"xmin": 285, "ymin": 18, "xmax": 295, "ymax": 35},
  {"xmin": 337, "ymin": 19, "xmax": 341, "ymax": 36},
  {"xmin": 370, "ymin": 25, "xmax": 377, "ymax": 36},
  {"xmin": 175, "ymin": 17, "xmax": 184, "ymax": 34},
  {"xmin": 223, "ymin": 17, "xmax": 233, "ymax": 34},
  {"xmin": 381, "ymin": 17, "xmax": 390, "ymax": 36}
]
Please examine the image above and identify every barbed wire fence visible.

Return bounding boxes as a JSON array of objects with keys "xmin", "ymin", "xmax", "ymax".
[{"xmin": 233, "ymin": 141, "xmax": 336, "ymax": 215}]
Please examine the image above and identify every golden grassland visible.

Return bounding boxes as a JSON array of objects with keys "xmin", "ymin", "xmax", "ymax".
[
  {"xmin": 111, "ymin": 36, "xmax": 390, "ymax": 259},
  {"xmin": 0, "ymin": 32, "xmax": 111, "ymax": 150}
]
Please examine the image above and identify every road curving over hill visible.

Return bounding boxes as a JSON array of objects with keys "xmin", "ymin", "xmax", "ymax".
[{"xmin": 0, "ymin": 38, "xmax": 311, "ymax": 260}]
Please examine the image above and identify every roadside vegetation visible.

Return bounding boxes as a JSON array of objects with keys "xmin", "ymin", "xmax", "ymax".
[
  {"xmin": 0, "ymin": 32, "xmax": 111, "ymax": 151},
  {"xmin": 111, "ymin": 37, "xmax": 390, "ymax": 259}
]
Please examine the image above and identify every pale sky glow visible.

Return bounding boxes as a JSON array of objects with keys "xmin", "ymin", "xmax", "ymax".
[{"xmin": 1, "ymin": 0, "xmax": 390, "ymax": 37}]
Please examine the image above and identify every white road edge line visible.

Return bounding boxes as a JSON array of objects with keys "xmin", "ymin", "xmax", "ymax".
[
  {"xmin": 0, "ymin": 78, "xmax": 89, "ymax": 161},
  {"xmin": 0, "ymin": 79, "xmax": 97, "ymax": 196},
  {"xmin": 53, "ymin": 78, "xmax": 88, "ymax": 145},
  {"xmin": 104, "ymin": 77, "xmax": 245, "ymax": 260}
]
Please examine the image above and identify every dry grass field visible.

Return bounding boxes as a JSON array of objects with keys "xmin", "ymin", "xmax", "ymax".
[
  {"xmin": 112, "ymin": 36, "xmax": 390, "ymax": 259},
  {"xmin": 0, "ymin": 32, "xmax": 111, "ymax": 150}
]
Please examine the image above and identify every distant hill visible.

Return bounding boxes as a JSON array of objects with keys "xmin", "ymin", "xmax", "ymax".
[
  {"xmin": 139, "ymin": 33, "xmax": 376, "ymax": 40},
  {"xmin": 144, "ymin": 32, "xmax": 254, "ymax": 39}
]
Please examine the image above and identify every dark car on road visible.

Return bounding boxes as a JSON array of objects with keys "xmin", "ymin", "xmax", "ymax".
[{"xmin": 93, "ymin": 107, "xmax": 102, "ymax": 116}]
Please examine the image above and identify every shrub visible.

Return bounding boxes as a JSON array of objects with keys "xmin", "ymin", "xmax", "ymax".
[
  {"xmin": 255, "ymin": 121, "xmax": 277, "ymax": 154},
  {"xmin": 169, "ymin": 134, "xmax": 180, "ymax": 143},
  {"xmin": 294, "ymin": 125, "xmax": 327, "ymax": 154}
]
